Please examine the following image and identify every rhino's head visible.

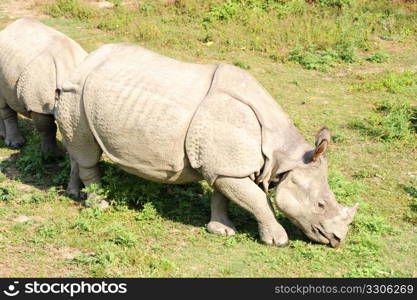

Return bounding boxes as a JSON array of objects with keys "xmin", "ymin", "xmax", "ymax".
[{"xmin": 274, "ymin": 127, "xmax": 358, "ymax": 248}]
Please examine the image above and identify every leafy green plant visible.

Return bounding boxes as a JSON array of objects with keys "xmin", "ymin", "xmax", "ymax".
[
  {"xmin": 15, "ymin": 130, "xmax": 44, "ymax": 176},
  {"xmin": 135, "ymin": 202, "xmax": 160, "ymax": 221},
  {"xmin": 352, "ymin": 71, "xmax": 417, "ymax": 94},
  {"xmin": 46, "ymin": 0, "xmax": 98, "ymax": 21},
  {"xmin": 366, "ymin": 50, "xmax": 390, "ymax": 63},
  {"xmin": 233, "ymin": 61, "xmax": 250, "ymax": 70},
  {"xmin": 288, "ymin": 41, "xmax": 356, "ymax": 70},
  {"xmin": 310, "ymin": 0, "xmax": 351, "ymax": 8},
  {"xmin": 288, "ymin": 45, "xmax": 338, "ymax": 71},
  {"xmin": 0, "ymin": 184, "xmax": 18, "ymax": 202},
  {"xmin": 97, "ymin": 5, "xmax": 134, "ymax": 31},
  {"xmin": 204, "ymin": 1, "xmax": 239, "ymax": 22},
  {"xmin": 351, "ymin": 100, "xmax": 417, "ymax": 144},
  {"xmin": 107, "ymin": 224, "xmax": 138, "ymax": 247},
  {"xmin": 36, "ymin": 223, "xmax": 62, "ymax": 238}
]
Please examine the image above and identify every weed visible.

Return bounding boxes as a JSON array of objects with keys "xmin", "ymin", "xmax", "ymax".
[
  {"xmin": 107, "ymin": 225, "xmax": 138, "ymax": 247},
  {"xmin": 0, "ymin": 172, "xmax": 7, "ymax": 183},
  {"xmin": 20, "ymin": 192, "xmax": 46, "ymax": 204},
  {"xmin": 145, "ymin": 255, "xmax": 177, "ymax": 273},
  {"xmin": 72, "ymin": 217, "xmax": 93, "ymax": 232},
  {"xmin": 288, "ymin": 41, "xmax": 356, "ymax": 70},
  {"xmin": 43, "ymin": 0, "xmax": 417, "ymax": 68},
  {"xmin": 288, "ymin": 44, "xmax": 338, "ymax": 71},
  {"xmin": 101, "ymin": 163, "xmax": 161, "ymax": 208},
  {"xmin": 344, "ymin": 264, "xmax": 391, "ymax": 278},
  {"xmin": 352, "ymin": 71, "xmax": 417, "ymax": 94},
  {"xmin": 97, "ymin": 6, "xmax": 134, "ymax": 31},
  {"xmin": 46, "ymin": 0, "xmax": 98, "ymax": 22},
  {"xmin": 366, "ymin": 50, "xmax": 390, "ymax": 63},
  {"xmin": 354, "ymin": 214, "xmax": 394, "ymax": 235},
  {"xmin": 0, "ymin": 183, "xmax": 18, "ymax": 202},
  {"xmin": 52, "ymin": 156, "xmax": 71, "ymax": 186},
  {"xmin": 204, "ymin": 1, "xmax": 239, "ymax": 23},
  {"xmin": 351, "ymin": 100, "xmax": 417, "ymax": 144},
  {"xmin": 82, "ymin": 183, "xmax": 108, "ymax": 208},
  {"xmin": 15, "ymin": 130, "xmax": 44, "ymax": 176},
  {"xmin": 135, "ymin": 202, "xmax": 159, "ymax": 221},
  {"xmin": 36, "ymin": 223, "xmax": 62, "ymax": 238},
  {"xmin": 332, "ymin": 131, "xmax": 347, "ymax": 143},
  {"xmin": 310, "ymin": 0, "xmax": 351, "ymax": 8},
  {"xmin": 233, "ymin": 61, "xmax": 250, "ymax": 70},
  {"xmin": 333, "ymin": 40, "xmax": 357, "ymax": 63}
]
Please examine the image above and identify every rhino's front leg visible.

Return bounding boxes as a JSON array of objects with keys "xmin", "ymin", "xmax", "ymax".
[
  {"xmin": 31, "ymin": 112, "xmax": 63, "ymax": 158},
  {"xmin": 0, "ymin": 99, "xmax": 25, "ymax": 149},
  {"xmin": 214, "ymin": 176, "xmax": 288, "ymax": 246},
  {"xmin": 207, "ymin": 191, "xmax": 236, "ymax": 236}
]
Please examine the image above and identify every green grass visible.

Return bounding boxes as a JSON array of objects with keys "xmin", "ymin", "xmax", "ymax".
[
  {"xmin": 42, "ymin": 0, "xmax": 417, "ymax": 65},
  {"xmin": 352, "ymin": 70, "xmax": 417, "ymax": 94},
  {"xmin": 351, "ymin": 100, "xmax": 417, "ymax": 145},
  {"xmin": 366, "ymin": 50, "xmax": 390, "ymax": 63},
  {"xmin": 349, "ymin": 70, "xmax": 417, "ymax": 145},
  {"xmin": 0, "ymin": 0, "xmax": 416, "ymax": 277}
]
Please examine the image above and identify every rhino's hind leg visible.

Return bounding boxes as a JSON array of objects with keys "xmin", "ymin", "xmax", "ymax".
[
  {"xmin": 214, "ymin": 176, "xmax": 288, "ymax": 246},
  {"xmin": 66, "ymin": 155, "xmax": 83, "ymax": 199},
  {"xmin": 0, "ymin": 99, "xmax": 25, "ymax": 149},
  {"xmin": 207, "ymin": 191, "xmax": 236, "ymax": 236},
  {"xmin": 31, "ymin": 112, "xmax": 63, "ymax": 159},
  {"xmin": 64, "ymin": 132, "xmax": 108, "ymax": 208},
  {"xmin": 0, "ymin": 119, "xmax": 5, "ymax": 139}
]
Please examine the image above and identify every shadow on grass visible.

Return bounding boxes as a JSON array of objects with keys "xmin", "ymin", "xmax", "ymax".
[
  {"xmin": 0, "ymin": 117, "xmax": 308, "ymax": 244},
  {"xmin": 0, "ymin": 118, "xmax": 68, "ymax": 189}
]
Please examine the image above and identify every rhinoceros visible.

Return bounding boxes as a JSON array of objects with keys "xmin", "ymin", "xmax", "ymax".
[
  {"xmin": 0, "ymin": 18, "xmax": 87, "ymax": 155},
  {"xmin": 56, "ymin": 43, "xmax": 358, "ymax": 247}
]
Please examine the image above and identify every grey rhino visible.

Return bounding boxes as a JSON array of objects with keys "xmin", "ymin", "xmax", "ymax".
[
  {"xmin": 0, "ymin": 18, "xmax": 87, "ymax": 154},
  {"xmin": 56, "ymin": 43, "xmax": 358, "ymax": 247}
]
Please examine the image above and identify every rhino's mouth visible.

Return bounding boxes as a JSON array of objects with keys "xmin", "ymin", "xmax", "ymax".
[{"xmin": 312, "ymin": 225, "xmax": 341, "ymax": 248}]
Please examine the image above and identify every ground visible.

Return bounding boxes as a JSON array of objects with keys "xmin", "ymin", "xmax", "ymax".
[{"xmin": 0, "ymin": 0, "xmax": 416, "ymax": 277}]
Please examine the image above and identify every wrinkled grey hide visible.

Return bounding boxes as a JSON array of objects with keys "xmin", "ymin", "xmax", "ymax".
[
  {"xmin": 0, "ymin": 18, "xmax": 87, "ymax": 154},
  {"xmin": 56, "ymin": 43, "xmax": 357, "ymax": 247}
]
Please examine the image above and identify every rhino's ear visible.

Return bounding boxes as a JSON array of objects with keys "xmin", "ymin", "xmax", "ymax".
[{"xmin": 312, "ymin": 127, "xmax": 330, "ymax": 161}]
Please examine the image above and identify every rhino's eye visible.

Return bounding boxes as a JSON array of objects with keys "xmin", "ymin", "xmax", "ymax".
[{"xmin": 318, "ymin": 201, "xmax": 325, "ymax": 209}]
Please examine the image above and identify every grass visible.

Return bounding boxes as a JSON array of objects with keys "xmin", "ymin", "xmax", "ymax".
[
  {"xmin": 350, "ymin": 70, "xmax": 417, "ymax": 145},
  {"xmin": 352, "ymin": 70, "xmax": 417, "ymax": 94},
  {"xmin": 42, "ymin": 0, "xmax": 417, "ymax": 64},
  {"xmin": 0, "ymin": 0, "xmax": 416, "ymax": 277}
]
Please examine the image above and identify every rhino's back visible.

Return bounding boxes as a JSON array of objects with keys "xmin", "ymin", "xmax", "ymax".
[
  {"xmin": 0, "ymin": 18, "xmax": 86, "ymax": 114},
  {"xmin": 0, "ymin": 19, "xmax": 59, "ymax": 99},
  {"xmin": 81, "ymin": 44, "xmax": 216, "ymax": 182}
]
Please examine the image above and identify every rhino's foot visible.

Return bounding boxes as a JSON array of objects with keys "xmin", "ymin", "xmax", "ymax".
[
  {"xmin": 5, "ymin": 135, "xmax": 26, "ymax": 149},
  {"xmin": 66, "ymin": 184, "xmax": 82, "ymax": 200},
  {"xmin": 207, "ymin": 220, "xmax": 236, "ymax": 236},
  {"xmin": 0, "ymin": 131, "xmax": 5, "ymax": 140},
  {"xmin": 259, "ymin": 223, "xmax": 289, "ymax": 247}
]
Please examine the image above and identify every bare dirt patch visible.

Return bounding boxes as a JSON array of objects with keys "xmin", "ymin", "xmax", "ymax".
[{"xmin": 1, "ymin": 0, "xmax": 51, "ymax": 19}]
